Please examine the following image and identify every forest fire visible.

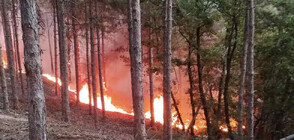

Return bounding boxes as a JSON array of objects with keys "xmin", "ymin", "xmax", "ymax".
[
  {"xmin": 78, "ymin": 83, "xmax": 132, "ymax": 115},
  {"xmin": 1, "ymin": 51, "xmax": 8, "ymax": 69},
  {"xmin": 42, "ymin": 73, "xmax": 244, "ymax": 133}
]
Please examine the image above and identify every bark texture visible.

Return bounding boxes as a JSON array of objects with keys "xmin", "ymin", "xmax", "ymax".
[
  {"xmin": 56, "ymin": 0, "xmax": 70, "ymax": 122},
  {"xmin": 72, "ymin": 1, "xmax": 81, "ymax": 105},
  {"xmin": 89, "ymin": 0, "xmax": 98, "ymax": 126},
  {"xmin": 237, "ymin": 5, "xmax": 249, "ymax": 140},
  {"xmin": 66, "ymin": 18, "xmax": 72, "ymax": 83},
  {"xmin": 171, "ymin": 92, "xmax": 185, "ymax": 131},
  {"xmin": 20, "ymin": 0, "xmax": 46, "ymax": 139},
  {"xmin": 53, "ymin": 0, "xmax": 58, "ymax": 96},
  {"xmin": 148, "ymin": 18, "xmax": 154, "ymax": 127},
  {"xmin": 46, "ymin": 17, "xmax": 54, "ymax": 73},
  {"xmin": 128, "ymin": 0, "xmax": 147, "ymax": 139},
  {"xmin": 247, "ymin": 0, "xmax": 255, "ymax": 139},
  {"xmin": 85, "ymin": 4, "xmax": 92, "ymax": 115},
  {"xmin": 195, "ymin": 27, "xmax": 213, "ymax": 140},
  {"xmin": 95, "ymin": 3, "xmax": 105, "ymax": 118},
  {"xmin": 1, "ymin": 0, "xmax": 19, "ymax": 109},
  {"xmin": 163, "ymin": 0, "xmax": 173, "ymax": 139},
  {"xmin": 0, "ymin": 45, "xmax": 9, "ymax": 111},
  {"xmin": 12, "ymin": 0, "xmax": 25, "ymax": 95},
  {"xmin": 187, "ymin": 44, "xmax": 196, "ymax": 135}
]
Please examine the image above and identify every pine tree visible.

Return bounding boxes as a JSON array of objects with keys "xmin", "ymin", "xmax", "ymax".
[
  {"xmin": 237, "ymin": 3, "xmax": 249, "ymax": 140},
  {"xmin": 11, "ymin": 0, "xmax": 25, "ymax": 95},
  {"xmin": 1, "ymin": 0, "xmax": 19, "ymax": 109},
  {"xmin": 128, "ymin": 0, "xmax": 147, "ymax": 139},
  {"xmin": 56, "ymin": 0, "xmax": 70, "ymax": 122},
  {"xmin": 72, "ymin": 0, "xmax": 81, "ymax": 105},
  {"xmin": 95, "ymin": 2, "xmax": 105, "ymax": 118},
  {"xmin": 163, "ymin": 0, "xmax": 173, "ymax": 139},
  {"xmin": 20, "ymin": 0, "xmax": 46, "ymax": 139},
  {"xmin": 53, "ymin": 0, "xmax": 59, "ymax": 96},
  {"xmin": 0, "ymin": 44, "xmax": 9, "ymax": 111},
  {"xmin": 89, "ymin": 0, "xmax": 98, "ymax": 127},
  {"xmin": 247, "ymin": 0, "xmax": 255, "ymax": 139}
]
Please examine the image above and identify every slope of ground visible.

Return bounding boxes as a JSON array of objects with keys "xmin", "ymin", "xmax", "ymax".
[
  {"xmin": 0, "ymin": 76, "xmax": 136, "ymax": 140},
  {"xmin": 0, "ymin": 75, "xmax": 191, "ymax": 140}
]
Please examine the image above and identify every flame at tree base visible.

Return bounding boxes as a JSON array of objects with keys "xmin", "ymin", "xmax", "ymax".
[{"xmin": 42, "ymin": 73, "xmax": 245, "ymax": 133}]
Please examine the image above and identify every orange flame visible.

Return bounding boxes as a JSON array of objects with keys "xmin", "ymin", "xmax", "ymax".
[
  {"xmin": 42, "ymin": 73, "xmax": 245, "ymax": 133},
  {"xmin": 79, "ymin": 84, "xmax": 132, "ymax": 115},
  {"xmin": 1, "ymin": 50, "xmax": 8, "ymax": 69}
]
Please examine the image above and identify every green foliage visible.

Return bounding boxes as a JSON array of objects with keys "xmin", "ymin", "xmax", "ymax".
[{"xmin": 254, "ymin": 0, "xmax": 294, "ymax": 139}]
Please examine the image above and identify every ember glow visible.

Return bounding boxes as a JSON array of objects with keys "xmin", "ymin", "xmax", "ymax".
[
  {"xmin": 1, "ymin": 51, "xmax": 8, "ymax": 69},
  {"xmin": 42, "ymin": 73, "xmax": 245, "ymax": 133}
]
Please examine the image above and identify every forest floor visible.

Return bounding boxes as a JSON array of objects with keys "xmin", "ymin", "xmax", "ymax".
[{"xmin": 0, "ymin": 75, "xmax": 190, "ymax": 140}]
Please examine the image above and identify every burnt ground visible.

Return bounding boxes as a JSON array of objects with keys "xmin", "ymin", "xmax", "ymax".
[{"xmin": 0, "ymin": 75, "xmax": 190, "ymax": 140}]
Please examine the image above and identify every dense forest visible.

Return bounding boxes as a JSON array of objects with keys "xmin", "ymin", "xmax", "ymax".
[{"xmin": 0, "ymin": 0, "xmax": 293, "ymax": 140}]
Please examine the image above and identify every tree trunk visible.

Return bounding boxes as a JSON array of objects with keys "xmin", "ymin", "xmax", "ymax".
[
  {"xmin": 148, "ymin": 18, "xmax": 155, "ymax": 127},
  {"xmin": 101, "ymin": 12, "xmax": 106, "ymax": 87},
  {"xmin": 195, "ymin": 27, "xmax": 213, "ymax": 140},
  {"xmin": 187, "ymin": 44, "xmax": 196, "ymax": 136},
  {"xmin": 186, "ymin": 103, "xmax": 201, "ymax": 134},
  {"xmin": 0, "ymin": 44, "xmax": 9, "ymax": 111},
  {"xmin": 66, "ymin": 18, "xmax": 72, "ymax": 83},
  {"xmin": 12, "ymin": 0, "xmax": 25, "ymax": 95},
  {"xmin": 247, "ymin": 0, "xmax": 255, "ymax": 139},
  {"xmin": 85, "ymin": 3, "xmax": 92, "ymax": 115},
  {"xmin": 89, "ymin": 0, "xmax": 98, "ymax": 127},
  {"xmin": 223, "ymin": 18, "xmax": 238, "ymax": 139},
  {"xmin": 95, "ymin": 3, "xmax": 106, "ymax": 118},
  {"xmin": 128, "ymin": 0, "xmax": 147, "ymax": 139},
  {"xmin": 46, "ymin": 17, "xmax": 54, "ymax": 73},
  {"xmin": 237, "ymin": 5, "xmax": 249, "ymax": 140},
  {"xmin": 171, "ymin": 92, "xmax": 185, "ymax": 131},
  {"xmin": 72, "ymin": 1, "xmax": 81, "ymax": 105},
  {"xmin": 56, "ymin": 0, "xmax": 70, "ymax": 122},
  {"xmin": 53, "ymin": 0, "xmax": 59, "ymax": 96},
  {"xmin": 20, "ymin": 0, "xmax": 46, "ymax": 139},
  {"xmin": 1, "ymin": 0, "xmax": 19, "ymax": 109},
  {"xmin": 163, "ymin": 0, "xmax": 173, "ymax": 139}
]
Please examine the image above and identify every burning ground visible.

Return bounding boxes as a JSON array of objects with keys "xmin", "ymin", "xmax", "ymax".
[{"xmin": 0, "ymin": 73, "xmax": 193, "ymax": 140}]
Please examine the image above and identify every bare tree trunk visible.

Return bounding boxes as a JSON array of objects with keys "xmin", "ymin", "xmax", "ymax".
[
  {"xmin": 0, "ymin": 45, "xmax": 9, "ymax": 111},
  {"xmin": 53, "ymin": 0, "xmax": 59, "ymax": 96},
  {"xmin": 20, "ymin": 0, "xmax": 46, "ymax": 139},
  {"xmin": 187, "ymin": 44, "xmax": 196, "ymax": 136},
  {"xmin": 237, "ymin": 5, "xmax": 249, "ymax": 140},
  {"xmin": 171, "ymin": 92, "xmax": 185, "ymax": 131},
  {"xmin": 12, "ymin": 0, "xmax": 25, "ymax": 95},
  {"xmin": 163, "ymin": 0, "xmax": 173, "ymax": 139},
  {"xmin": 1, "ymin": 0, "xmax": 19, "ymax": 109},
  {"xmin": 223, "ymin": 23, "xmax": 235, "ymax": 140},
  {"xmin": 72, "ymin": 1, "xmax": 81, "ymax": 105},
  {"xmin": 95, "ymin": 3, "xmax": 105, "ymax": 118},
  {"xmin": 247, "ymin": 0, "xmax": 255, "ymax": 139},
  {"xmin": 148, "ymin": 19, "xmax": 155, "ymax": 127},
  {"xmin": 66, "ymin": 18, "xmax": 72, "ymax": 83},
  {"xmin": 101, "ymin": 13, "xmax": 106, "ymax": 87},
  {"xmin": 128, "ymin": 0, "xmax": 146, "ymax": 139},
  {"xmin": 195, "ymin": 27, "xmax": 213, "ymax": 140},
  {"xmin": 46, "ymin": 17, "xmax": 54, "ymax": 73},
  {"xmin": 57, "ymin": 0, "xmax": 70, "ymax": 122},
  {"xmin": 85, "ymin": 3, "xmax": 92, "ymax": 115},
  {"xmin": 186, "ymin": 103, "xmax": 201, "ymax": 134},
  {"xmin": 89, "ymin": 0, "xmax": 98, "ymax": 127}
]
